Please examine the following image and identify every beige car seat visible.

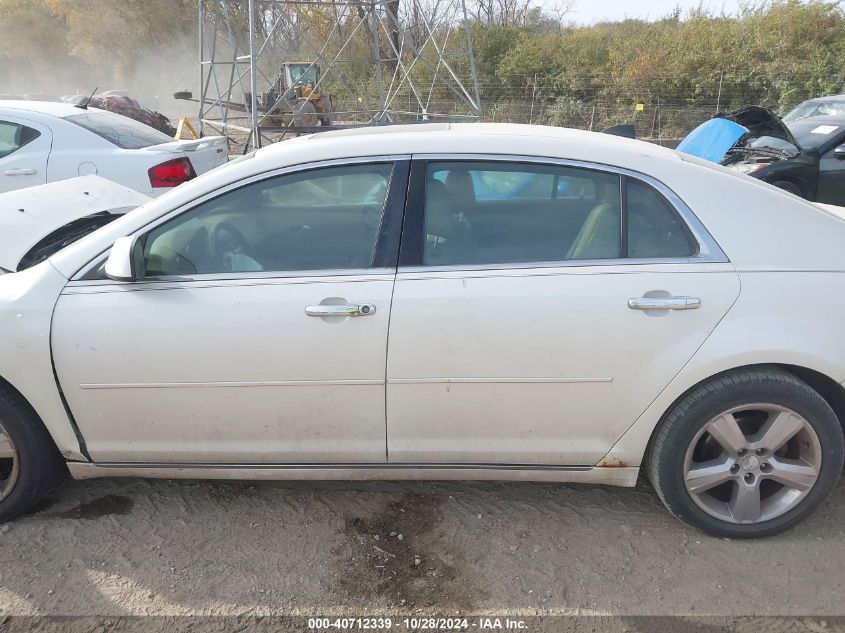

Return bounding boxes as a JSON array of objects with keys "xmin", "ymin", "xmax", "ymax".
[{"xmin": 566, "ymin": 183, "xmax": 620, "ymax": 260}]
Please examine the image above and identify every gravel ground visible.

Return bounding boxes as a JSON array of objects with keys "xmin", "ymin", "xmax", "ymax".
[{"xmin": 0, "ymin": 475, "xmax": 843, "ymax": 620}]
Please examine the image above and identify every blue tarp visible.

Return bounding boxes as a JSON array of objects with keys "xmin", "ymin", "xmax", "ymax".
[{"xmin": 676, "ymin": 118, "xmax": 748, "ymax": 163}]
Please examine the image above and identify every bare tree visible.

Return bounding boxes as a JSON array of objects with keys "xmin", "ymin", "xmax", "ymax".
[{"xmin": 466, "ymin": 0, "xmax": 573, "ymax": 27}]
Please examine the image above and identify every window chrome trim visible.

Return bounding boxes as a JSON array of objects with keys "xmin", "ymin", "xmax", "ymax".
[
  {"xmin": 71, "ymin": 154, "xmax": 412, "ymax": 281},
  {"xmin": 407, "ymin": 153, "xmax": 728, "ymax": 270},
  {"xmin": 65, "ymin": 267, "xmax": 397, "ymax": 291},
  {"xmin": 395, "ymin": 258, "xmax": 731, "ymax": 276}
]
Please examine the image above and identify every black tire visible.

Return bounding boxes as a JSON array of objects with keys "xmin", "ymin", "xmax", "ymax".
[
  {"xmin": 772, "ymin": 180, "xmax": 804, "ymax": 198},
  {"xmin": 0, "ymin": 388, "xmax": 66, "ymax": 522},
  {"xmin": 647, "ymin": 367, "xmax": 844, "ymax": 538}
]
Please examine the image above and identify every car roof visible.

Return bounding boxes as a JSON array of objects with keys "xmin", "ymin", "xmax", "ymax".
[
  {"xmin": 0, "ymin": 100, "xmax": 91, "ymax": 119},
  {"xmin": 309, "ymin": 121, "xmax": 652, "ymax": 145},
  {"xmin": 268, "ymin": 122, "xmax": 684, "ymax": 164}
]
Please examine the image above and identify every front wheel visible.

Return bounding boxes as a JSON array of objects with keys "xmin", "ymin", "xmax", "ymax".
[
  {"xmin": 0, "ymin": 389, "xmax": 66, "ymax": 521},
  {"xmin": 647, "ymin": 368, "xmax": 844, "ymax": 537}
]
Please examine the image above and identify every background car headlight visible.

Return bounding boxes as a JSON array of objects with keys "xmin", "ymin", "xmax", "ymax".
[{"xmin": 728, "ymin": 162, "xmax": 768, "ymax": 175}]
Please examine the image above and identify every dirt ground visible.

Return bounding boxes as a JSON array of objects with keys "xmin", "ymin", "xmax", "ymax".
[{"xmin": 0, "ymin": 474, "xmax": 843, "ymax": 620}]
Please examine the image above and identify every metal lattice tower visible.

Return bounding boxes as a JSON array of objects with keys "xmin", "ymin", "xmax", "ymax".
[{"xmin": 195, "ymin": 0, "xmax": 482, "ymax": 150}]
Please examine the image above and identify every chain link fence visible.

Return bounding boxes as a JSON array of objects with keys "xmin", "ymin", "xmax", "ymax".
[
  {"xmin": 408, "ymin": 97, "xmax": 723, "ymax": 143},
  {"xmin": 215, "ymin": 74, "xmax": 837, "ymax": 149},
  {"xmin": 483, "ymin": 100, "xmax": 719, "ymax": 141},
  {"xmin": 471, "ymin": 72, "xmax": 844, "ymax": 141}
]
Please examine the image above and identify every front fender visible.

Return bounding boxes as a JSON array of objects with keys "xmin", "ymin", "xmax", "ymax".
[{"xmin": 0, "ymin": 263, "xmax": 83, "ymax": 459}]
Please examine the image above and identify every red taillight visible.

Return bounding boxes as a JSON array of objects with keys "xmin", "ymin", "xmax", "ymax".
[{"xmin": 148, "ymin": 157, "xmax": 197, "ymax": 188}]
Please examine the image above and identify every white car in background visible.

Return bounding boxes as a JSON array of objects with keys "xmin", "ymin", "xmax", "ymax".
[
  {"xmin": 0, "ymin": 175, "xmax": 149, "ymax": 274},
  {"xmin": 0, "ymin": 123, "xmax": 843, "ymax": 538},
  {"xmin": 0, "ymin": 101, "xmax": 228, "ymax": 195}
]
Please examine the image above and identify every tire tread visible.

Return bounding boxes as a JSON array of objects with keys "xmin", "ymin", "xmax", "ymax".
[{"xmin": 0, "ymin": 384, "xmax": 66, "ymax": 521}]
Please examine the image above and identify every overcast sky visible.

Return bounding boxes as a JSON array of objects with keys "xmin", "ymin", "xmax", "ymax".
[{"xmin": 557, "ymin": 0, "xmax": 744, "ymax": 24}]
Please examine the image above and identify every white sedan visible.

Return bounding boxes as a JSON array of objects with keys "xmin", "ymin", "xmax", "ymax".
[
  {"xmin": 0, "ymin": 101, "xmax": 228, "ymax": 195},
  {"xmin": 0, "ymin": 123, "xmax": 843, "ymax": 537}
]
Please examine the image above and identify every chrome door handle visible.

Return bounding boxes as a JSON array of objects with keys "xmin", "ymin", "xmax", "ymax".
[
  {"xmin": 305, "ymin": 303, "xmax": 376, "ymax": 317},
  {"xmin": 628, "ymin": 297, "xmax": 701, "ymax": 311},
  {"xmin": 3, "ymin": 168, "xmax": 37, "ymax": 176}
]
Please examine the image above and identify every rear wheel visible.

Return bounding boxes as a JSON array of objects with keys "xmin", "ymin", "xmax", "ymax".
[
  {"xmin": 648, "ymin": 368, "xmax": 844, "ymax": 537},
  {"xmin": 292, "ymin": 101, "xmax": 318, "ymax": 128},
  {"xmin": 0, "ymin": 389, "xmax": 66, "ymax": 521}
]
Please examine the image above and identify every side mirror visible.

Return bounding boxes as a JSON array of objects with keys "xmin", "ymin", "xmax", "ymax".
[
  {"xmin": 834, "ymin": 144, "xmax": 845, "ymax": 160},
  {"xmin": 105, "ymin": 236, "xmax": 145, "ymax": 282}
]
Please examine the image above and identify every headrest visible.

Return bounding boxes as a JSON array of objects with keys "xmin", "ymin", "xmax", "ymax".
[
  {"xmin": 445, "ymin": 170, "xmax": 476, "ymax": 207},
  {"xmin": 425, "ymin": 179, "xmax": 459, "ymax": 238}
]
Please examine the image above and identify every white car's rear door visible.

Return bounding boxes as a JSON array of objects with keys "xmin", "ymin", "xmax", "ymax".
[
  {"xmin": 0, "ymin": 115, "xmax": 51, "ymax": 193},
  {"xmin": 386, "ymin": 157, "xmax": 740, "ymax": 466},
  {"xmin": 52, "ymin": 158, "xmax": 408, "ymax": 464}
]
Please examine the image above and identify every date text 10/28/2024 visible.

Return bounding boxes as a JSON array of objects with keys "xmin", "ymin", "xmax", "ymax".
[{"xmin": 308, "ymin": 617, "xmax": 528, "ymax": 630}]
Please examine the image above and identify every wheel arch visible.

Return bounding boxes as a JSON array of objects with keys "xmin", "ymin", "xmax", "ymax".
[
  {"xmin": 777, "ymin": 363, "xmax": 845, "ymax": 437},
  {"xmin": 645, "ymin": 363, "xmax": 845, "ymax": 460},
  {"xmin": 0, "ymin": 373, "xmax": 64, "ymax": 457}
]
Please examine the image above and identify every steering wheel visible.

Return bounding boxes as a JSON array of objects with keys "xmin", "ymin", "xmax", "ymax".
[{"xmin": 208, "ymin": 221, "xmax": 251, "ymax": 271}]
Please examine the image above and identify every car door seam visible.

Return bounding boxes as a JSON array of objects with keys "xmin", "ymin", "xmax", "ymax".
[
  {"xmin": 597, "ymin": 263, "xmax": 743, "ymax": 462},
  {"xmin": 48, "ymin": 263, "xmax": 92, "ymax": 462},
  {"xmin": 383, "ymin": 159, "xmax": 413, "ymax": 462}
]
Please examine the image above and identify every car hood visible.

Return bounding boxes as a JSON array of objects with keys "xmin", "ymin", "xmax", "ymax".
[
  {"xmin": 0, "ymin": 175, "xmax": 149, "ymax": 273},
  {"xmin": 677, "ymin": 105, "xmax": 800, "ymax": 163}
]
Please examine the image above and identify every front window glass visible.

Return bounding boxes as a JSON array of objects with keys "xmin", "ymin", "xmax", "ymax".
[
  {"xmin": 143, "ymin": 163, "xmax": 393, "ymax": 276},
  {"xmin": 288, "ymin": 64, "xmax": 318, "ymax": 86},
  {"xmin": 423, "ymin": 161, "xmax": 622, "ymax": 266}
]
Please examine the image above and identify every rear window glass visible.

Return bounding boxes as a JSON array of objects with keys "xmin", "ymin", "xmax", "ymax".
[
  {"xmin": 65, "ymin": 111, "xmax": 172, "ymax": 149},
  {"xmin": 0, "ymin": 121, "xmax": 40, "ymax": 158},
  {"xmin": 626, "ymin": 180, "xmax": 697, "ymax": 258},
  {"xmin": 423, "ymin": 161, "xmax": 623, "ymax": 265}
]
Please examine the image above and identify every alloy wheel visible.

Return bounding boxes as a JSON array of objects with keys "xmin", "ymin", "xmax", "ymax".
[
  {"xmin": 683, "ymin": 403, "xmax": 822, "ymax": 524},
  {"xmin": 0, "ymin": 422, "xmax": 19, "ymax": 502}
]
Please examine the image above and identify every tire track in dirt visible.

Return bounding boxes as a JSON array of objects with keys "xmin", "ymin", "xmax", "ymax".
[{"xmin": 328, "ymin": 492, "xmax": 484, "ymax": 610}]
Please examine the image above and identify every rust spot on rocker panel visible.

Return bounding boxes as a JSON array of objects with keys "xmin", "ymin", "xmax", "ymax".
[{"xmin": 597, "ymin": 456, "xmax": 629, "ymax": 468}]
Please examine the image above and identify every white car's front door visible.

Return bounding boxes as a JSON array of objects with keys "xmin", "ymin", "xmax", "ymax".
[
  {"xmin": 52, "ymin": 159, "xmax": 409, "ymax": 464},
  {"xmin": 0, "ymin": 116, "xmax": 51, "ymax": 193},
  {"xmin": 386, "ymin": 158, "xmax": 740, "ymax": 466}
]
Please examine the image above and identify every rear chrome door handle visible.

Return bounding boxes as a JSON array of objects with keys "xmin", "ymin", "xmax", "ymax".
[
  {"xmin": 628, "ymin": 297, "xmax": 701, "ymax": 311},
  {"xmin": 3, "ymin": 168, "xmax": 37, "ymax": 176},
  {"xmin": 305, "ymin": 304, "xmax": 376, "ymax": 317}
]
